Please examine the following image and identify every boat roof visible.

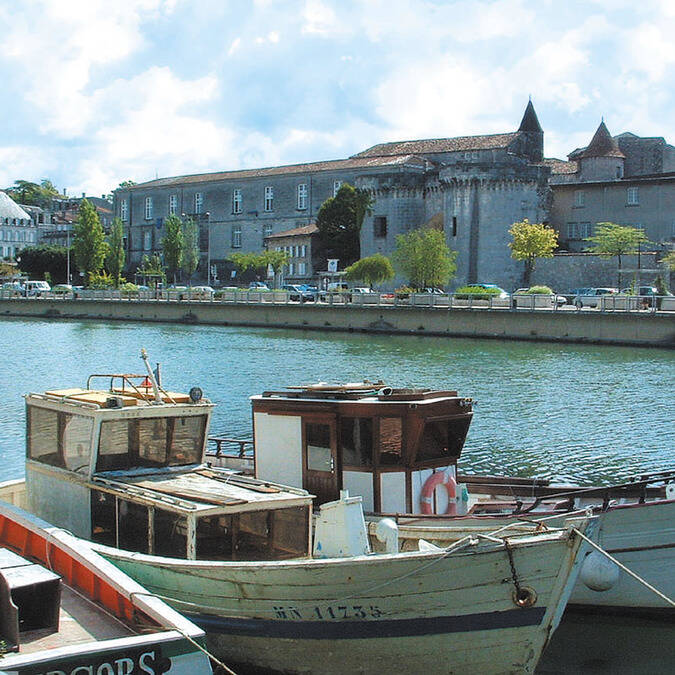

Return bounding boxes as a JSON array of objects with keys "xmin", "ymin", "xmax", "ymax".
[{"xmin": 92, "ymin": 467, "xmax": 313, "ymax": 515}]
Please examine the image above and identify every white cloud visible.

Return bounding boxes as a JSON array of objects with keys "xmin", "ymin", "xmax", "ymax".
[{"xmin": 302, "ymin": 0, "xmax": 339, "ymax": 35}]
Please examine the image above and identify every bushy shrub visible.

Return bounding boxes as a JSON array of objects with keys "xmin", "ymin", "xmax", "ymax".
[
  {"xmin": 454, "ymin": 285, "xmax": 501, "ymax": 299},
  {"xmin": 87, "ymin": 271, "xmax": 115, "ymax": 289},
  {"xmin": 524, "ymin": 285, "xmax": 553, "ymax": 294},
  {"xmin": 395, "ymin": 285, "xmax": 414, "ymax": 298},
  {"xmin": 120, "ymin": 282, "xmax": 139, "ymax": 295}
]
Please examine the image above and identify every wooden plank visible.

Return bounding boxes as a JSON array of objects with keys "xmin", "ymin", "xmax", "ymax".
[{"xmin": 130, "ymin": 480, "xmax": 248, "ymax": 506}]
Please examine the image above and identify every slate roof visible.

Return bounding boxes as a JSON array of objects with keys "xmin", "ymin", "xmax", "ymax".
[
  {"xmin": 125, "ymin": 155, "xmax": 427, "ymax": 191},
  {"xmin": 266, "ymin": 223, "xmax": 319, "ymax": 239},
  {"xmin": 541, "ymin": 158, "xmax": 578, "ymax": 174},
  {"xmin": 0, "ymin": 191, "xmax": 31, "ymax": 220},
  {"xmin": 352, "ymin": 133, "xmax": 518, "ymax": 158},
  {"xmin": 518, "ymin": 100, "xmax": 543, "ymax": 133},
  {"xmin": 571, "ymin": 122, "xmax": 625, "ymax": 159}
]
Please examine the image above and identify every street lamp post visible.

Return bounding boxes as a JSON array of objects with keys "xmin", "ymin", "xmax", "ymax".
[
  {"xmin": 66, "ymin": 221, "xmax": 71, "ymax": 284},
  {"xmin": 206, "ymin": 212, "xmax": 211, "ymax": 286}
]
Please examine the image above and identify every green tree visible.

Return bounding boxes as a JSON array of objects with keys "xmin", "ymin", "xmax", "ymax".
[
  {"xmin": 229, "ymin": 252, "xmax": 260, "ymax": 276},
  {"xmin": 344, "ymin": 254, "xmax": 395, "ymax": 289},
  {"xmin": 182, "ymin": 217, "xmax": 200, "ymax": 282},
  {"xmin": 105, "ymin": 217, "xmax": 125, "ymax": 288},
  {"xmin": 585, "ymin": 222, "xmax": 649, "ymax": 288},
  {"xmin": 508, "ymin": 219, "xmax": 558, "ymax": 287},
  {"xmin": 72, "ymin": 199, "xmax": 108, "ymax": 285},
  {"xmin": 15, "ymin": 245, "xmax": 70, "ymax": 283},
  {"xmin": 5, "ymin": 179, "xmax": 60, "ymax": 208},
  {"xmin": 137, "ymin": 253, "xmax": 166, "ymax": 286},
  {"xmin": 162, "ymin": 214, "xmax": 184, "ymax": 283},
  {"xmin": 259, "ymin": 249, "xmax": 289, "ymax": 288},
  {"xmin": 392, "ymin": 228, "xmax": 457, "ymax": 290},
  {"xmin": 663, "ymin": 251, "xmax": 675, "ymax": 271},
  {"xmin": 316, "ymin": 183, "xmax": 373, "ymax": 268}
]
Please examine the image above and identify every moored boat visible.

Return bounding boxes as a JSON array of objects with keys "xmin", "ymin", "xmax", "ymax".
[
  {"xmin": 210, "ymin": 381, "xmax": 675, "ymax": 615},
  {"xmin": 0, "ymin": 353, "xmax": 597, "ymax": 674},
  {"xmin": 0, "ymin": 495, "xmax": 213, "ymax": 675}
]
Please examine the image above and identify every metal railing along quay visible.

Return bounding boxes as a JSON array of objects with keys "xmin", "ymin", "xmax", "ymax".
[{"xmin": 2, "ymin": 289, "xmax": 674, "ymax": 313}]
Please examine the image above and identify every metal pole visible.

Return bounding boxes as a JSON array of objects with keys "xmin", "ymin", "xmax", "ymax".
[
  {"xmin": 206, "ymin": 213, "xmax": 211, "ymax": 286},
  {"xmin": 66, "ymin": 223, "xmax": 71, "ymax": 283}
]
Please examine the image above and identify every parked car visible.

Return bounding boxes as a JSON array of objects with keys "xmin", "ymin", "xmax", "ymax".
[
  {"xmin": 471, "ymin": 283, "xmax": 510, "ymax": 299},
  {"xmin": 24, "ymin": 280, "xmax": 51, "ymax": 297},
  {"xmin": 572, "ymin": 287, "xmax": 618, "ymax": 308},
  {"xmin": 281, "ymin": 284, "xmax": 315, "ymax": 302},
  {"xmin": 512, "ymin": 288, "xmax": 567, "ymax": 307},
  {"xmin": 188, "ymin": 285, "xmax": 214, "ymax": 299},
  {"xmin": 1, "ymin": 281, "xmax": 25, "ymax": 297},
  {"xmin": 52, "ymin": 284, "xmax": 73, "ymax": 295},
  {"xmin": 249, "ymin": 281, "xmax": 270, "ymax": 290}
]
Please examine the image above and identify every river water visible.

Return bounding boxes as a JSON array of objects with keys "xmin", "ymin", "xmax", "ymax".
[{"xmin": 0, "ymin": 317, "xmax": 673, "ymax": 672}]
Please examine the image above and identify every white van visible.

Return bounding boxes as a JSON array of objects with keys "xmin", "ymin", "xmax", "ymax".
[{"xmin": 24, "ymin": 280, "xmax": 51, "ymax": 297}]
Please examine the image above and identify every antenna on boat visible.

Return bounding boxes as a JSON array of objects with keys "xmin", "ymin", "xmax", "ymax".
[{"xmin": 140, "ymin": 348, "xmax": 163, "ymax": 404}]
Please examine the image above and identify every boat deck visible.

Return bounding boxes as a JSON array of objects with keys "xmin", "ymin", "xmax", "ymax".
[{"xmin": 16, "ymin": 584, "xmax": 141, "ymax": 655}]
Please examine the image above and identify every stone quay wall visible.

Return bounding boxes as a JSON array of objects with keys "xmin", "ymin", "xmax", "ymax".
[{"xmin": 1, "ymin": 298, "xmax": 673, "ymax": 348}]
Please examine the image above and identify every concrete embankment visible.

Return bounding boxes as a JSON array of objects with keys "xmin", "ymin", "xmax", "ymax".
[{"xmin": 1, "ymin": 298, "xmax": 674, "ymax": 348}]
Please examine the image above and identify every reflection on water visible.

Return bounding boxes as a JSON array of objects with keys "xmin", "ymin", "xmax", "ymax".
[
  {"xmin": 538, "ymin": 611, "xmax": 675, "ymax": 674},
  {"xmin": 1, "ymin": 317, "xmax": 672, "ymax": 484},
  {"xmin": 0, "ymin": 317, "xmax": 673, "ymax": 672}
]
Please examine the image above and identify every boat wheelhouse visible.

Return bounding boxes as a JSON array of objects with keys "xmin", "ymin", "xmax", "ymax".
[
  {"xmin": 251, "ymin": 383, "xmax": 473, "ymax": 512},
  {"xmin": 24, "ymin": 365, "xmax": 313, "ymax": 562}
]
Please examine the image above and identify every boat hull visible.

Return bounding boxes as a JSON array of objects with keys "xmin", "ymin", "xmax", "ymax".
[{"xmin": 93, "ymin": 527, "xmax": 587, "ymax": 675}]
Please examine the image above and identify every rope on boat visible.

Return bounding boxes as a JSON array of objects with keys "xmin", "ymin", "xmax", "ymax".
[{"xmin": 571, "ymin": 528, "xmax": 675, "ymax": 608}]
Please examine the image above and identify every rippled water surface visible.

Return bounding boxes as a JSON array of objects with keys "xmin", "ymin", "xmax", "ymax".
[{"xmin": 1, "ymin": 316, "xmax": 673, "ymax": 483}]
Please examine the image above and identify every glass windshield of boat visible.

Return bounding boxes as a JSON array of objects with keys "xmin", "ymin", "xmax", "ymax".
[
  {"xmin": 96, "ymin": 415, "xmax": 207, "ymax": 472},
  {"xmin": 27, "ymin": 406, "xmax": 93, "ymax": 473},
  {"xmin": 196, "ymin": 507, "xmax": 310, "ymax": 561},
  {"xmin": 340, "ymin": 417, "xmax": 373, "ymax": 467},
  {"xmin": 416, "ymin": 417, "xmax": 471, "ymax": 463}
]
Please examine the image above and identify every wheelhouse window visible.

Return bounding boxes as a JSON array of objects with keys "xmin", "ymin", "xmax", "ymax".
[
  {"xmin": 96, "ymin": 415, "xmax": 206, "ymax": 472},
  {"xmin": 340, "ymin": 417, "xmax": 373, "ymax": 467},
  {"xmin": 378, "ymin": 417, "xmax": 402, "ymax": 465},
  {"xmin": 27, "ymin": 406, "xmax": 93, "ymax": 473},
  {"xmin": 306, "ymin": 423, "xmax": 332, "ymax": 472},
  {"xmin": 417, "ymin": 417, "xmax": 471, "ymax": 462}
]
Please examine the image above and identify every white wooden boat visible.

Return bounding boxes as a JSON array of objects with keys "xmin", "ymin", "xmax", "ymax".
[
  {"xmin": 0, "ymin": 354, "xmax": 597, "ymax": 674},
  {"xmin": 210, "ymin": 382, "xmax": 674, "ymax": 615},
  {"xmin": 0, "ymin": 494, "xmax": 212, "ymax": 675}
]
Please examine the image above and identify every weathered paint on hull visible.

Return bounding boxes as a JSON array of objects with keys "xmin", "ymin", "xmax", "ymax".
[
  {"xmin": 95, "ymin": 528, "xmax": 586, "ymax": 675},
  {"xmin": 384, "ymin": 500, "xmax": 675, "ymax": 612}
]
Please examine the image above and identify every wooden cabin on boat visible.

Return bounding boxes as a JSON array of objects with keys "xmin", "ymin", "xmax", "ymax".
[
  {"xmin": 250, "ymin": 383, "xmax": 473, "ymax": 513},
  {"xmin": 24, "ymin": 372, "xmax": 313, "ymax": 562}
]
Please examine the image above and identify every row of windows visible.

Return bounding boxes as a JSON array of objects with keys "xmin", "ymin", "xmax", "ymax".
[
  {"xmin": 123, "ymin": 181, "xmax": 343, "ymax": 222},
  {"xmin": 567, "ymin": 222, "xmax": 593, "ymax": 240},
  {"xmin": 574, "ymin": 187, "xmax": 640, "ymax": 208},
  {"xmin": 1, "ymin": 245, "xmax": 18, "ymax": 258},
  {"xmin": 274, "ymin": 244, "xmax": 307, "ymax": 258},
  {"xmin": 287, "ymin": 262, "xmax": 307, "ymax": 276},
  {"xmin": 1, "ymin": 229, "xmax": 37, "ymax": 243},
  {"xmin": 2, "ymin": 218, "xmax": 31, "ymax": 226}
]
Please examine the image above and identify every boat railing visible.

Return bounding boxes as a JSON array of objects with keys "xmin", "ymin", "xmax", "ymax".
[
  {"xmin": 206, "ymin": 436, "xmax": 254, "ymax": 459},
  {"xmin": 516, "ymin": 469, "xmax": 675, "ymax": 514},
  {"xmin": 85, "ymin": 372, "xmax": 177, "ymax": 403}
]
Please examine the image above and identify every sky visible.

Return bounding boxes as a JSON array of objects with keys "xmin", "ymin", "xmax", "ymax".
[{"xmin": 2, "ymin": 0, "xmax": 675, "ymax": 198}]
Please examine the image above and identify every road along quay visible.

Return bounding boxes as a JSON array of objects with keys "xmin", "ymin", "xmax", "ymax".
[{"xmin": 1, "ymin": 296, "xmax": 673, "ymax": 348}]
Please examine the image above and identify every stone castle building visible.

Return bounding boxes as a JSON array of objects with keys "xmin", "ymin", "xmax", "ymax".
[{"xmin": 114, "ymin": 102, "xmax": 674, "ymax": 290}]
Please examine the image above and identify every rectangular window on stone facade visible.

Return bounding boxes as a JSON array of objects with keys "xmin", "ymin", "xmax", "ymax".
[
  {"xmin": 297, "ymin": 183, "xmax": 307, "ymax": 210},
  {"xmin": 452, "ymin": 216, "xmax": 458, "ymax": 237},
  {"xmin": 194, "ymin": 192, "xmax": 203, "ymax": 214},
  {"xmin": 567, "ymin": 222, "xmax": 592, "ymax": 240},
  {"xmin": 120, "ymin": 199, "xmax": 128, "ymax": 221},
  {"xmin": 574, "ymin": 190, "xmax": 585, "ymax": 208},
  {"xmin": 627, "ymin": 187, "xmax": 639, "ymax": 205},
  {"xmin": 169, "ymin": 194, "xmax": 177, "ymax": 216},
  {"xmin": 264, "ymin": 186, "xmax": 274, "ymax": 211},
  {"xmin": 143, "ymin": 230, "xmax": 152, "ymax": 250},
  {"xmin": 298, "ymin": 262, "xmax": 306, "ymax": 275},
  {"xmin": 300, "ymin": 244, "xmax": 306, "ymax": 257},
  {"xmin": 233, "ymin": 189, "xmax": 242, "ymax": 214},
  {"xmin": 263, "ymin": 223, "xmax": 272, "ymax": 244},
  {"xmin": 333, "ymin": 180, "xmax": 342, "ymax": 197},
  {"xmin": 232, "ymin": 225, "xmax": 242, "ymax": 248},
  {"xmin": 288, "ymin": 262, "xmax": 295, "ymax": 275},
  {"xmin": 144, "ymin": 197, "xmax": 153, "ymax": 220},
  {"xmin": 374, "ymin": 216, "xmax": 387, "ymax": 238}
]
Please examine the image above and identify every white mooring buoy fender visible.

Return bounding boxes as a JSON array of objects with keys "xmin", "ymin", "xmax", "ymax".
[{"xmin": 580, "ymin": 550, "xmax": 620, "ymax": 592}]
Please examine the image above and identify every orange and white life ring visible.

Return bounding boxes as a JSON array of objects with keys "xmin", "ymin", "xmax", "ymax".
[{"xmin": 420, "ymin": 471, "xmax": 457, "ymax": 515}]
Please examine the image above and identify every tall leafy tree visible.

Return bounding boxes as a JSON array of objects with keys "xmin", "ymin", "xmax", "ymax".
[
  {"xmin": 259, "ymin": 249, "xmax": 289, "ymax": 288},
  {"xmin": 508, "ymin": 219, "xmax": 558, "ymax": 287},
  {"xmin": 72, "ymin": 199, "xmax": 107, "ymax": 285},
  {"xmin": 162, "ymin": 214, "xmax": 184, "ymax": 283},
  {"xmin": 182, "ymin": 217, "xmax": 200, "ymax": 282},
  {"xmin": 344, "ymin": 254, "xmax": 395, "ymax": 289},
  {"xmin": 316, "ymin": 183, "xmax": 373, "ymax": 268},
  {"xmin": 105, "ymin": 217, "xmax": 125, "ymax": 288},
  {"xmin": 585, "ymin": 222, "xmax": 649, "ymax": 288},
  {"xmin": 392, "ymin": 228, "xmax": 457, "ymax": 290},
  {"xmin": 15, "ymin": 245, "xmax": 70, "ymax": 282},
  {"xmin": 5, "ymin": 179, "xmax": 60, "ymax": 208}
]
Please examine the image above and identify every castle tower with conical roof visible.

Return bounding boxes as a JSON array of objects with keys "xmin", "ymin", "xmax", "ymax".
[
  {"xmin": 517, "ymin": 100, "xmax": 544, "ymax": 162},
  {"xmin": 574, "ymin": 120, "xmax": 625, "ymax": 181}
]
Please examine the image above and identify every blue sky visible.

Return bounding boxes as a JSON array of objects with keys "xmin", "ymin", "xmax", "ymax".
[{"xmin": 2, "ymin": 0, "xmax": 675, "ymax": 197}]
